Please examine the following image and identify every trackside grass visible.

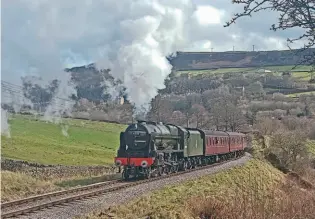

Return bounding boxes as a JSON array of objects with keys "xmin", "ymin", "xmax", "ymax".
[
  {"xmin": 85, "ymin": 159, "xmax": 314, "ymax": 219},
  {"xmin": 1, "ymin": 114, "xmax": 126, "ymax": 166},
  {"xmin": 1, "ymin": 171, "xmax": 59, "ymax": 202}
]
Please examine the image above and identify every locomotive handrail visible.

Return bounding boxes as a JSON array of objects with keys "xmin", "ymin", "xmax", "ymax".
[{"xmin": 153, "ymin": 135, "xmax": 181, "ymax": 139}]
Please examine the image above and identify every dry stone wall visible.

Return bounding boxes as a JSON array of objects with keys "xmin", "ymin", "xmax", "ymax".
[{"xmin": 1, "ymin": 158, "xmax": 117, "ymax": 180}]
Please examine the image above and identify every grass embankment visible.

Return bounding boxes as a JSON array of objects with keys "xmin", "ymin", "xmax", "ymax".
[
  {"xmin": 2, "ymin": 114, "xmax": 126, "ymax": 165},
  {"xmin": 307, "ymin": 140, "xmax": 315, "ymax": 156},
  {"xmin": 1, "ymin": 170, "xmax": 122, "ymax": 202},
  {"xmin": 85, "ymin": 159, "xmax": 315, "ymax": 219},
  {"xmin": 1, "ymin": 171, "xmax": 59, "ymax": 202}
]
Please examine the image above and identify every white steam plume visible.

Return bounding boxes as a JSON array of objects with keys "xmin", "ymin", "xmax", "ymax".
[
  {"xmin": 95, "ymin": 1, "xmax": 196, "ymax": 112},
  {"xmin": 3, "ymin": 0, "xmax": 231, "ymax": 118},
  {"xmin": 1, "ymin": 109, "xmax": 11, "ymax": 138},
  {"xmin": 3, "ymin": 1, "xmax": 77, "ymax": 136}
]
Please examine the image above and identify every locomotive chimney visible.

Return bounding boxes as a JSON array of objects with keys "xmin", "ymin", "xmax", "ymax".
[{"xmin": 137, "ymin": 120, "xmax": 146, "ymax": 124}]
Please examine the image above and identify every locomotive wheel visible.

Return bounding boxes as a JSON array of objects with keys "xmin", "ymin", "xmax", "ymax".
[
  {"xmin": 174, "ymin": 165, "xmax": 179, "ymax": 173},
  {"xmin": 183, "ymin": 161, "xmax": 188, "ymax": 171},
  {"xmin": 187, "ymin": 160, "xmax": 192, "ymax": 169},
  {"xmin": 164, "ymin": 166, "xmax": 170, "ymax": 175},
  {"xmin": 171, "ymin": 165, "xmax": 178, "ymax": 173},
  {"xmin": 123, "ymin": 169, "xmax": 130, "ymax": 181},
  {"xmin": 191, "ymin": 159, "xmax": 196, "ymax": 169},
  {"xmin": 145, "ymin": 167, "xmax": 151, "ymax": 179},
  {"xmin": 144, "ymin": 173, "xmax": 151, "ymax": 179},
  {"xmin": 158, "ymin": 166, "xmax": 163, "ymax": 176}
]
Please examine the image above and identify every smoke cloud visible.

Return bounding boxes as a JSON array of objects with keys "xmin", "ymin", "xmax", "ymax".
[
  {"xmin": 94, "ymin": 1, "xmax": 198, "ymax": 112},
  {"xmin": 2, "ymin": 0, "xmax": 301, "ymax": 119},
  {"xmin": 2, "ymin": 0, "xmax": 209, "ymax": 116},
  {"xmin": 1, "ymin": 109, "xmax": 11, "ymax": 138}
]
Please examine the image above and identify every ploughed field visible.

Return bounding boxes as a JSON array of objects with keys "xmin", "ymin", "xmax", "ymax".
[{"xmin": 1, "ymin": 114, "xmax": 126, "ymax": 166}]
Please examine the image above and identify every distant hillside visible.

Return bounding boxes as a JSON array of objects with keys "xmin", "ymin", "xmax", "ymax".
[
  {"xmin": 67, "ymin": 49, "xmax": 314, "ymax": 74},
  {"xmin": 63, "ymin": 49, "xmax": 314, "ymax": 102},
  {"xmin": 168, "ymin": 48, "xmax": 315, "ymax": 71}
]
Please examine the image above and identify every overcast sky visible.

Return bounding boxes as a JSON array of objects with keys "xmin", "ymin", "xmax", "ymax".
[{"xmin": 2, "ymin": 0, "xmax": 305, "ymax": 83}]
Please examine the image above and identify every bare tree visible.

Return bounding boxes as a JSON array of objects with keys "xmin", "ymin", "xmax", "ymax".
[
  {"xmin": 170, "ymin": 110, "xmax": 186, "ymax": 126},
  {"xmin": 228, "ymin": 104, "xmax": 246, "ymax": 131},
  {"xmin": 210, "ymin": 97, "xmax": 245, "ymax": 131},
  {"xmin": 148, "ymin": 94, "xmax": 172, "ymax": 123},
  {"xmin": 270, "ymin": 130, "xmax": 309, "ymax": 170},
  {"xmin": 226, "ymin": 0, "xmax": 315, "ymax": 64},
  {"xmin": 118, "ymin": 104, "xmax": 133, "ymax": 123},
  {"xmin": 209, "ymin": 103, "xmax": 223, "ymax": 130},
  {"xmin": 190, "ymin": 104, "xmax": 208, "ymax": 128}
]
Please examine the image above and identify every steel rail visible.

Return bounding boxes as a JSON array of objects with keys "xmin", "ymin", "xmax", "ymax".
[{"xmin": 1, "ymin": 179, "xmax": 120, "ymax": 209}]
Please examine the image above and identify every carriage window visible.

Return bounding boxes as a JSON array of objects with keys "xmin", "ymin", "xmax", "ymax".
[
  {"xmin": 209, "ymin": 137, "xmax": 212, "ymax": 146},
  {"xmin": 215, "ymin": 137, "xmax": 218, "ymax": 145}
]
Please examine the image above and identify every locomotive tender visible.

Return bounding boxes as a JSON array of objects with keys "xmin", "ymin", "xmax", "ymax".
[{"xmin": 114, "ymin": 120, "xmax": 247, "ymax": 180}]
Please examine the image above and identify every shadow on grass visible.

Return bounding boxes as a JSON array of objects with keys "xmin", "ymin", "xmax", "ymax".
[{"xmin": 56, "ymin": 173, "xmax": 121, "ymax": 188}]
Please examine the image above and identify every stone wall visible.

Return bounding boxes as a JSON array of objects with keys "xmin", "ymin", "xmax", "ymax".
[{"xmin": 1, "ymin": 158, "xmax": 117, "ymax": 180}]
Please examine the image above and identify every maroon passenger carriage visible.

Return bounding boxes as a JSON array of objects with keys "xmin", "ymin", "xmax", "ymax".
[{"xmin": 204, "ymin": 131, "xmax": 246, "ymax": 157}]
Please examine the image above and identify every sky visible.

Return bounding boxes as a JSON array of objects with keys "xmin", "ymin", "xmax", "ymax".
[
  {"xmin": 0, "ymin": 0, "xmax": 306, "ymax": 112},
  {"xmin": 2, "ymin": 0, "xmax": 304, "ymax": 71}
]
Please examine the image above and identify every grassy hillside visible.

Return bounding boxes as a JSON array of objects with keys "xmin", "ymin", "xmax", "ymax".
[
  {"xmin": 170, "ymin": 49, "xmax": 315, "ymax": 70},
  {"xmin": 85, "ymin": 159, "xmax": 314, "ymax": 219},
  {"xmin": 178, "ymin": 65, "xmax": 312, "ymax": 77},
  {"xmin": 286, "ymin": 91, "xmax": 315, "ymax": 97},
  {"xmin": 1, "ymin": 115, "xmax": 126, "ymax": 166}
]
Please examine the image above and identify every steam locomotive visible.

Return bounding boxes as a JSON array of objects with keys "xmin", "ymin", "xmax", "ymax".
[{"xmin": 114, "ymin": 120, "xmax": 247, "ymax": 180}]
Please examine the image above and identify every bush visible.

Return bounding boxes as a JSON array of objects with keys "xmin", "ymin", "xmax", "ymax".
[{"xmin": 269, "ymin": 130, "xmax": 309, "ymax": 172}]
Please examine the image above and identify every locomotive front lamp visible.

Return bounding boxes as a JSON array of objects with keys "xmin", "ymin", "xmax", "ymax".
[
  {"xmin": 115, "ymin": 160, "xmax": 122, "ymax": 166},
  {"xmin": 141, "ymin": 160, "xmax": 148, "ymax": 167}
]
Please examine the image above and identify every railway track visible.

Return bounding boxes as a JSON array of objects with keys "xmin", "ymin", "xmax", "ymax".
[{"xmin": 1, "ymin": 155, "xmax": 244, "ymax": 219}]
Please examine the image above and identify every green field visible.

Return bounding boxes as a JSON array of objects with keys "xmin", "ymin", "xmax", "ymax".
[
  {"xmin": 292, "ymin": 71, "xmax": 313, "ymax": 81},
  {"xmin": 178, "ymin": 65, "xmax": 313, "ymax": 78},
  {"xmin": 1, "ymin": 115, "xmax": 126, "ymax": 166},
  {"xmin": 286, "ymin": 91, "xmax": 315, "ymax": 97}
]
